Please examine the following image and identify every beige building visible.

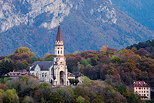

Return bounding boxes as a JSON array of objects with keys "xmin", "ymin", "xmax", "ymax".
[
  {"xmin": 134, "ymin": 81, "xmax": 151, "ymax": 100},
  {"xmin": 29, "ymin": 26, "xmax": 69, "ymax": 86}
]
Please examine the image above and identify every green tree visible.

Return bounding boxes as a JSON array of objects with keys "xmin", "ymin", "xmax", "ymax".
[
  {"xmin": 3, "ymin": 89, "xmax": 19, "ymax": 103},
  {"xmin": 0, "ymin": 58, "xmax": 15, "ymax": 77},
  {"xmin": 22, "ymin": 96, "xmax": 34, "ymax": 103},
  {"xmin": 39, "ymin": 82, "xmax": 50, "ymax": 88},
  {"xmin": 110, "ymin": 55, "xmax": 121, "ymax": 64},
  {"xmin": 0, "ymin": 89, "xmax": 4, "ymax": 103},
  {"xmin": 76, "ymin": 96, "xmax": 85, "ymax": 103},
  {"xmin": 80, "ymin": 58, "xmax": 92, "ymax": 67},
  {"xmin": 50, "ymin": 92, "xmax": 64, "ymax": 103}
]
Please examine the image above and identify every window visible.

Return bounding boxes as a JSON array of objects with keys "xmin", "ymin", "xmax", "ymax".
[
  {"xmin": 42, "ymin": 73, "xmax": 44, "ymax": 77},
  {"xmin": 58, "ymin": 51, "xmax": 59, "ymax": 54},
  {"xmin": 45, "ymin": 73, "xmax": 47, "ymax": 77}
]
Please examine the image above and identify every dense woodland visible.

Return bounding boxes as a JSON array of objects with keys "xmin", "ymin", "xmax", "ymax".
[{"xmin": 0, "ymin": 40, "xmax": 154, "ymax": 103}]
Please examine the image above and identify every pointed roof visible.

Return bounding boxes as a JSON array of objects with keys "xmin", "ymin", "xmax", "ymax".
[{"xmin": 56, "ymin": 25, "xmax": 63, "ymax": 41}]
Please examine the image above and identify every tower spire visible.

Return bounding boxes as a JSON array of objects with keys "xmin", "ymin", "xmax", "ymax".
[{"xmin": 56, "ymin": 25, "xmax": 62, "ymax": 41}]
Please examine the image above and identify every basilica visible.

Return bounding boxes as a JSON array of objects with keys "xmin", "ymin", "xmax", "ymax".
[{"xmin": 29, "ymin": 26, "xmax": 70, "ymax": 86}]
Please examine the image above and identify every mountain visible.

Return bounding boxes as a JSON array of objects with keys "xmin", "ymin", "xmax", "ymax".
[
  {"xmin": 0, "ymin": 0, "xmax": 153, "ymax": 56},
  {"xmin": 112, "ymin": 0, "xmax": 154, "ymax": 30}
]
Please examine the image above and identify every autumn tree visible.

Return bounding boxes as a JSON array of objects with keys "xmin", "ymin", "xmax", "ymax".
[
  {"xmin": 15, "ymin": 47, "xmax": 35, "ymax": 57},
  {"xmin": 3, "ymin": 89, "xmax": 19, "ymax": 103}
]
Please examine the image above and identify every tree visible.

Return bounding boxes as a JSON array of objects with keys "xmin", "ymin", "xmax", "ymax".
[
  {"xmin": 0, "ymin": 58, "xmax": 15, "ymax": 77},
  {"xmin": 49, "ymin": 92, "xmax": 64, "ymax": 103},
  {"xmin": 0, "ymin": 89, "xmax": 4, "ymax": 103},
  {"xmin": 3, "ymin": 89, "xmax": 19, "ymax": 103},
  {"xmin": 15, "ymin": 47, "xmax": 34, "ymax": 57},
  {"xmin": 15, "ymin": 60, "xmax": 29, "ymax": 71},
  {"xmin": 100, "ymin": 46, "xmax": 107, "ymax": 53},
  {"xmin": 76, "ymin": 96, "xmax": 85, "ymax": 103},
  {"xmin": 110, "ymin": 55, "xmax": 121, "ymax": 64},
  {"xmin": 39, "ymin": 82, "xmax": 50, "ymax": 88},
  {"xmin": 69, "ymin": 79, "xmax": 79, "ymax": 85},
  {"xmin": 22, "ymin": 96, "xmax": 34, "ymax": 103},
  {"xmin": 80, "ymin": 58, "xmax": 92, "ymax": 68}
]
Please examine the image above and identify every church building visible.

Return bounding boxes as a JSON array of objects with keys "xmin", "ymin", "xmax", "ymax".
[{"xmin": 29, "ymin": 26, "xmax": 70, "ymax": 86}]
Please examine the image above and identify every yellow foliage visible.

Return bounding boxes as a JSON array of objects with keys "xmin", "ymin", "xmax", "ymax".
[
  {"xmin": 100, "ymin": 46, "xmax": 107, "ymax": 53},
  {"xmin": 15, "ymin": 47, "xmax": 34, "ymax": 57}
]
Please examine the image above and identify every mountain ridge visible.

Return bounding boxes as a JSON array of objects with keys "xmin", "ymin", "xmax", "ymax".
[{"xmin": 0, "ymin": 0, "xmax": 153, "ymax": 56}]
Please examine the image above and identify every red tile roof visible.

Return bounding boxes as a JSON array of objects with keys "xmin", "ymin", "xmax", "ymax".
[
  {"xmin": 134, "ymin": 81, "xmax": 149, "ymax": 87},
  {"xmin": 6, "ymin": 72, "xmax": 29, "ymax": 77}
]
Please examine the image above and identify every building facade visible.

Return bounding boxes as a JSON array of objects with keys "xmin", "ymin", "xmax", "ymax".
[
  {"xmin": 29, "ymin": 26, "xmax": 69, "ymax": 86},
  {"xmin": 134, "ymin": 81, "xmax": 151, "ymax": 100},
  {"xmin": 5, "ymin": 71, "xmax": 29, "ymax": 78}
]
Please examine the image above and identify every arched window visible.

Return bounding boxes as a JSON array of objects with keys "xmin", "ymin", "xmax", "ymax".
[
  {"xmin": 42, "ymin": 73, "xmax": 44, "ymax": 77},
  {"xmin": 58, "ymin": 51, "xmax": 59, "ymax": 54},
  {"xmin": 45, "ymin": 73, "xmax": 47, "ymax": 77}
]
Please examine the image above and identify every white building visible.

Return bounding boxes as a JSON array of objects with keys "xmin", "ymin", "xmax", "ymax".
[
  {"xmin": 29, "ymin": 26, "xmax": 69, "ymax": 86},
  {"xmin": 134, "ymin": 81, "xmax": 151, "ymax": 100}
]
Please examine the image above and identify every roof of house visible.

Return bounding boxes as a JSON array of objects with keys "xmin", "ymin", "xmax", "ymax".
[
  {"xmin": 134, "ymin": 81, "xmax": 150, "ymax": 87},
  {"xmin": 68, "ymin": 72, "xmax": 75, "ymax": 77},
  {"xmin": 72, "ymin": 72, "xmax": 84, "ymax": 78},
  {"xmin": 5, "ymin": 72, "xmax": 29, "ymax": 77},
  {"xmin": 30, "ymin": 61, "xmax": 53, "ymax": 71}
]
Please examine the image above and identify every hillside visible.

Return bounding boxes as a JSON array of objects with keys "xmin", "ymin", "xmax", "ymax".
[
  {"xmin": 112, "ymin": 0, "xmax": 154, "ymax": 30},
  {"xmin": 0, "ymin": 40, "xmax": 154, "ymax": 102},
  {"xmin": 127, "ymin": 39, "xmax": 154, "ymax": 58},
  {"xmin": 0, "ymin": 0, "xmax": 153, "ymax": 56}
]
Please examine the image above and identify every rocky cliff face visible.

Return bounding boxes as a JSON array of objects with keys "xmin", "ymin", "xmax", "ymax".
[{"xmin": 0, "ymin": 0, "xmax": 153, "ymax": 56}]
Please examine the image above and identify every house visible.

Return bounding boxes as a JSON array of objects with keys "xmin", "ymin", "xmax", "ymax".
[
  {"xmin": 134, "ymin": 81, "xmax": 151, "ymax": 100},
  {"xmin": 5, "ymin": 71, "xmax": 29, "ymax": 78},
  {"xmin": 29, "ymin": 26, "xmax": 69, "ymax": 86},
  {"xmin": 67, "ymin": 72, "xmax": 75, "ymax": 80}
]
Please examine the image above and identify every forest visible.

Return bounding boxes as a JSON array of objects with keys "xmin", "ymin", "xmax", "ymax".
[{"xmin": 0, "ymin": 40, "xmax": 154, "ymax": 103}]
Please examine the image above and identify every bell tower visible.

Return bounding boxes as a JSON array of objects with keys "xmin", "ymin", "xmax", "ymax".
[{"xmin": 53, "ymin": 26, "xmax": 69, "ymax": 86}]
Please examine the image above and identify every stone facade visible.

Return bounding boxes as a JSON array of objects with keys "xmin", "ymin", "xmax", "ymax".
[{"xmin": 29, "ymin": 26, "xmax": 69, "ymax": 86}]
